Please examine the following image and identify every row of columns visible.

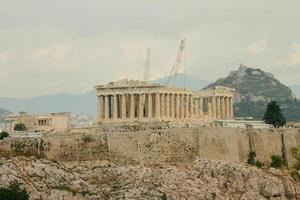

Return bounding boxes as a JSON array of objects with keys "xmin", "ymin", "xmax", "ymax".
[
  {"xmin": 211, "ymin": 96, "xmax": 233, "ymax": 119},
  {"xmin": 97, "ymin": 93, "xmax": 194, "ymax": 121}
]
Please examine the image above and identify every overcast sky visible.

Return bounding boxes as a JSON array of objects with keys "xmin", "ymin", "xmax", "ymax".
[{"xmin": 1, "ymin": 0, "xmax": 300, "ymax": 98}]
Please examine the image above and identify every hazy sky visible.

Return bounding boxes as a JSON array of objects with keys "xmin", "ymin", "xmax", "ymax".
[{"xmin": 1, "ymin": 0, "xmax": 300, "ymax": 98}]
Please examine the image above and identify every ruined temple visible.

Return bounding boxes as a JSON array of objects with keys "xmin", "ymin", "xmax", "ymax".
[
  {"xmin": 4, "ymin": 112, "xmax": 70, "ymax": 132},
  {"xmin": 95, "ymin": 79, "xmax": 234, "ymax": 123}
]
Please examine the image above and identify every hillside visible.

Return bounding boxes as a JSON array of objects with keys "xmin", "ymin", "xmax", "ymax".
[
  {"xmin": 0, "ymin": 91, "xmax": 96, "ymax": 116},
  {"xmin": 205, "ymin": 65, "xmax": 296, "ymax": 102},
  {"xmin": 290, "ymin": 84, "xmax": 300, "ymax": 98},
  {"xmin": 0, "ymin": 108, "xmax": 12, "ymax": 123},
  {"xmin": 0, "ymin": 156, "xmax": 298, "ymax": 199},
  {"xmin": 204, "ymin": 65, "xmax": 300, "ymax": 121}
]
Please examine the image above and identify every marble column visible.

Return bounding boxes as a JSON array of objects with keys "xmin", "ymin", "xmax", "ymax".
[
  {"xmin": 195, "ymin": 98, "xmax": 199, "ymax": 117},
  {"xmin": 130, "ymin": 94, "xmax": 135, "ymax": 119},
  {"xmin": 216, "ymin": 96, "xmax": 221, "ymax": 119},
  {"xmin": 147, "ymin": 93, "xmax": 152, "ymax": 118},
  {"xmin": 211, "ymin": 97, "xmax": 216, "ymax": 119},
  {"xmin": 113, "ymin": 95, "xmax": 118, "ymax": 119},
  {"xmin": 229, "ymin": 97, "xmax": 233, "ymax": 119},
  {"xmin": 208, "ymin": 102, "xmax": 212, "ymax": 118},
  {"xmin": 160, "ymin": 93, "xmax": 165, "ymax": 117},
  {"xmin": 185, "ymin": 95, "xmax": 189, "ymax": 118},
  {"xmin": 97, "ymin": 96, "xmax": 101, "ymax": 122},
  {"xmin": 220, "ymin": 97, "xmax": 225, "ymax": 119},
  {"xmin": 165, "ymin": 94, "xmax": 170, "ymax": 118},
  {"xmin": 180, "ymin": 94, "xmax": 184, "ymax": 118},
  {"xmin": 121, "ymin": 94, "xmax": 126, "ymax": 119},
  {"xmin": 170, "ymin": 94, "xmax": 175, "ymax": 118},
  {"xmin": 225, "ymin": 97, "xmax": 230, "ymax": 119},
  {"xmin": 155, "ymin": 93, "xmax": 160, "ymax": 118},
  {"xmin": 175, "ymin": 94, "xmax": 180, "ymax": 119},
  {"xmin": 138, "ymin": 94, "xmax": 144, "ymax": 118},
  {"xmin": 189, "ymin": 95, "xmax": 193, "ymax": 118},
  {"xmin": 104, "ymin": 95, "xmax": 109, "ymax": 120},
  {"xmin": 199, "ymin": 97, "xmax": 203, "ymax": 116}
]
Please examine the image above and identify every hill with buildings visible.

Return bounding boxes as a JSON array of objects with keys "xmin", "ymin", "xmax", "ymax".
[
  {"xmin": 204, "ymin": 65, "xmax": 296, "ymax": 102},
  {"xmin": 205, "ymin": 65, "xmax": 300, "ymax": 121}
]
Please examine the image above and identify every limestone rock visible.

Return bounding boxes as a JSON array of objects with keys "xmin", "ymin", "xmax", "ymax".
[{"xmin": 0, "ymin": 157, "xmax": 299, "ymax": 199}]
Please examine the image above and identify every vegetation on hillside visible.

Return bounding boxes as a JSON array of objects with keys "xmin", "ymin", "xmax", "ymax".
[
  {"xmin": 14, "ymin": 123, "xmax": 27, "ymax": 131},
  {"xmin": 291, "ymin": 146, "xmax": 300, "ymax": 181},
  {"xmin": 234, "ymin": 99, "xmax": 300, "ymax": 121},
  {"xmin": 0, "ymin": 180, "xmax": 29, "ymax": 200},
  {"xmin": 0, "ymin": 131, "xmax": 9, "ymax": 140}
]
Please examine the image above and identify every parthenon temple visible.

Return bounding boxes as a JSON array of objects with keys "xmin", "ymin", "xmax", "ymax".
[{"xmin": 95, "ymin": 80, "xmax": 234, "ymax": 123}]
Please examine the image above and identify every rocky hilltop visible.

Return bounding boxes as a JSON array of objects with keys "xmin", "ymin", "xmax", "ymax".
[
  {"xmin": 205, "ymin": 65, "xmax": 295, "ymax": 103},
  {"xmin": 0, "ymin": 156, "xmax": 299, "ymax": 200}
]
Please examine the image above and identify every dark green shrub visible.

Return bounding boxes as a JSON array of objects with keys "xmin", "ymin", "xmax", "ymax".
[
  {"xmin": 247, "ymin": 151, "xmax": 256, "ymax": 165},
  {"xmin": 161, "ymin": 193, "xmax": 167, "ymax": 200},
  {"xmin": 290, "ymin": 146, "xmax": 300, "ymax": 181},
  {"xmin": 14, "ymin": 123, "xmax": 27, "ymax": 131},
  {"xmin": 0, "ymin": 180, "xmax": 29, "ymax": 200},
  {"xmin": 291, "ymin": 170, "xmax": 300, "ymax": 182},
  {"xmin": 270, "ymin": 155, "xmax": 283, "ymax": 168},
  {"xmin": 0, "ymin": 131, "xmax": 9, "ymax": 140},
  {"xmin": 82, "ymin": 134, "xmax": 93, "ymax": 143},
  {"xmin": 255, "ymin": 160, "xmax": 264, "ymax": 168}
]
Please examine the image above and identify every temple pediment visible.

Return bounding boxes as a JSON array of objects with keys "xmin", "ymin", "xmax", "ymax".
[{"xmin": 95, "ymin": 79, "xmax": 162, "ymax": 89}]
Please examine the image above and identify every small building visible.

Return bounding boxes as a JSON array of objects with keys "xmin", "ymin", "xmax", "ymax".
[
  {"xmin": 4, "ymin": 112, "xmax": 70, "ymax": 132},
  {"xmin": 213, "ymin": 119, "xmax": 272, "ymax": 129}
]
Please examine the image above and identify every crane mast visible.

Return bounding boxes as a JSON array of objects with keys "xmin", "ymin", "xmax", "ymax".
[
  {"xmin": 166, "ymin": 39, "xmax": 185, "ymax": 85},
  {"xmin": 144, "ymin": 48, "xmax": 151, "ymax": 82}
]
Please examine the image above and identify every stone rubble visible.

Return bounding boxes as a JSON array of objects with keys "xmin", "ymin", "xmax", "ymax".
[{"xmin": 0, "ymin": 156, "xmax": 299, "ymax": 200}]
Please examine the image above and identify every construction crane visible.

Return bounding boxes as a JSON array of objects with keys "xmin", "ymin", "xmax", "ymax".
[
  {"xmin": 166, "ymin": 39, "xmax": 185, "ymax": 85},
  {"xmin": 143, "ymin": 48, "xmax": 151, "ymax": 82}
]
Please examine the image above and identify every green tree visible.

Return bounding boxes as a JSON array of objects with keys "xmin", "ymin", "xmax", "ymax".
[
  {"xmin": 0, "ymin": 131, "xmax": 9, "ymax": 140},
  {"xmin": 263, "ymin": 101, "xmax": 286, "ymax": 128},
  {"xmin": 0, "ymin": 180, "xmax": 29, "ymax": 200},
  {"xmin": 14, "ymin": 123, "xmax": 27, "ymax": 131},
  {"xmin": 270, "ymin": 155, "xmax": 283, "ymax": 168},
  {"xmin": 290, "ymin": 146, "xmax": 300, "ymax": 181},
  {"xmin": 247, "ymin": 151, "xmax": 256, "ymax": 165}
]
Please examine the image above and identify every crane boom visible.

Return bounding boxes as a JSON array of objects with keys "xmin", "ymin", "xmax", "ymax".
[
  {"xmin": 166, "ymin": 39, "xmax": 185, "ymax": 85},
  {"xmin": 144, "ymin": 48, "xmax": 151, "ymax": 82}
]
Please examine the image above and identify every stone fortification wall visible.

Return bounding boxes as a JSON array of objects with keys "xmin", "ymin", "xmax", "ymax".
[{"xmin": 1, "ymin": 127, "xmax": 300, "ymax": 167}]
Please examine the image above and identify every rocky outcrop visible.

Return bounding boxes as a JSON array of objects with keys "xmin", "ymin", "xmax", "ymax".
[
  {"xmin": 0, "ymin": 157, "xmax": 299, "ymax": 200},
  {"xmin": 205, "ymin": 65, "xmax": 295, "ymax": 103}
]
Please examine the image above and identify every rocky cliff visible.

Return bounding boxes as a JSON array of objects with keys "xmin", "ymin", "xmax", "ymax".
[
  {"xmin": 205, "ymin": 65, "xmax": 296, "ymax": 103},
  {"xmin": 0, "ymin": 156, "xmax": 299, "ymax": 200}
]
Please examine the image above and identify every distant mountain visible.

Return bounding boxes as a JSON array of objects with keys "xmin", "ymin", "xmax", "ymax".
[
  {"xmin": 0, "ymin": 91, "xmax": 97, "ymax": 116},
  {"xmin": 0, "ymin": 108, "xmax": 12, "ymax": 123},
  {"xmin": 204, "ymin": 65, "xmax": 300, "ymax": 121},
  {"xmin": 290, "ymin": 85, "xmax": 300, "ymax": 99},
  {"xmin": 151, "ymin": 73, "xmax": 211, "ymax": 90},
  {"xmin": 205, "ymin": 65, "xmax": 296, "ymax": 103}
]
